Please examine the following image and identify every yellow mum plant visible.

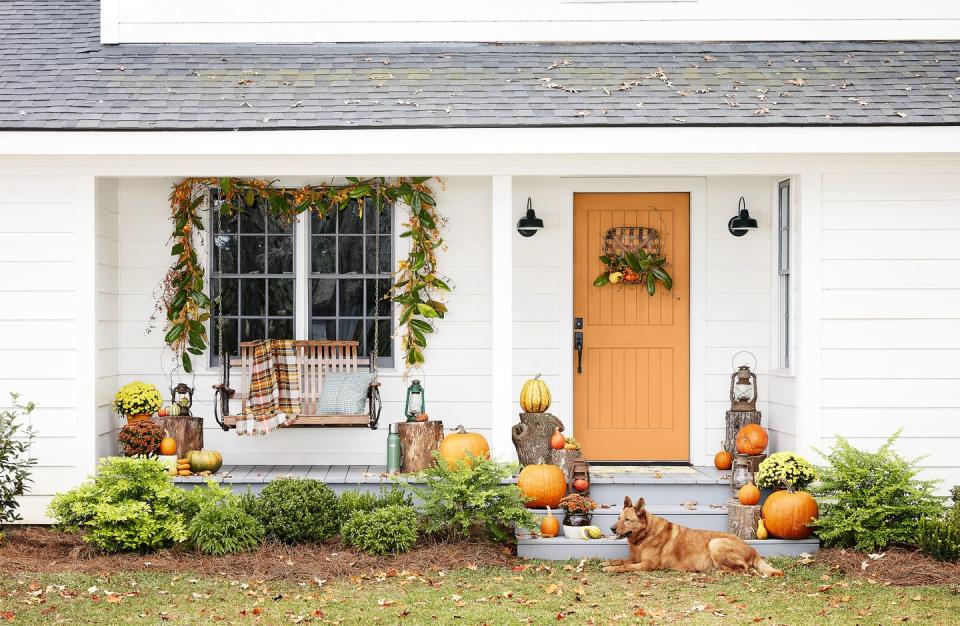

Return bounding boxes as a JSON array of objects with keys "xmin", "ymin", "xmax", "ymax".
[{"xmin": 112, "ymin": 381, "xmax": 163, "ymax": 417}]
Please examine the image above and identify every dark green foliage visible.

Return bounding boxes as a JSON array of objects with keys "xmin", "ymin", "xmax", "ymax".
[
  {"xmin": 187, "ymin": 502, "xmax": 264, "ymax": 556},
  {"xmin": 812, "ymin": 433, "xmax": 942, "ymax": 552},
  {"xmin": 916, "ymin": 486, "xmax": 960, "ymax": 562},
  {"xmin": 179, "ymin": 479, "xmax": 236, "ymax": 521},
  {"xmin": 47, "ymin": 457, "xmax": 186, "ymax": 553},
  {"xmin": 341, "ymin": 505, "xmax": 419, "ymax": 555},
  {"xmin": 0, "ymin": 393, "xmax": 36, "ymax": 523},
  {"xmin": 405, "ymin": 454, "xmax": 537, "ymax": 542},
  {"xmin": 237, "ymin": 490, "xmax": 259, "ymax": 518},
  {"xmin": 339, "ymin": 487, "xmax": 413, "ymax": 523},
  {"xmin": 253, "ymin": 479, "xmax": 341, "ymax": 544}
]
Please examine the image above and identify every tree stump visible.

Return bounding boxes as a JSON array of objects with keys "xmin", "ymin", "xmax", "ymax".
[
  {"xmin": 727, "ymin": 501, "xmax": 762, "ymax": 540},
  {"xmin": 512, "ymin": 413, "xmax": 564, "ymax": 466},
  {"xmin": 398, "ymin": 420, "xmax": 444, "ymax": 473},
  {"xmin": 152, "ymin": 415, "xmax": 203, "ymax": 457},
  {"xmin": 723, "ymin": 410, "xmax": 762, "ymax": 454}
]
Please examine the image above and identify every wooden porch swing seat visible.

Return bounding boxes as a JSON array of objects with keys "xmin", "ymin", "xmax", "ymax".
[{"xmin": 214, "ymin": 340, "xmax": 381, "ymax": 430}]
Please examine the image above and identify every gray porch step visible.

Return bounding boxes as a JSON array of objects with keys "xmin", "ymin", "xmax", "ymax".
[
  {"xmin": 530, "ymin": 505, "xmax": 729, "ymax": 532},
  {"xmin": 516, "ymin": 535, "xmax": 819, "ymax": 560}
]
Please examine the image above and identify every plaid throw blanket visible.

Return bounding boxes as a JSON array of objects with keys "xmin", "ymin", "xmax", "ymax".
[{"xmin": 236, "ymin": 339, "xmax": 301, "ymax": 435}]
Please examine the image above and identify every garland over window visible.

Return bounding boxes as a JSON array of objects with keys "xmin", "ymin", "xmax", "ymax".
[{"xmin": 159, "ymin": 177, "xmax": 447, "ymax": 372}]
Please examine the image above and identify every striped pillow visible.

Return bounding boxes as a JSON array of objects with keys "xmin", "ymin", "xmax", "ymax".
[{"xmin": 317, "ymin": 372, "xmax": 375, "ymax": 415}]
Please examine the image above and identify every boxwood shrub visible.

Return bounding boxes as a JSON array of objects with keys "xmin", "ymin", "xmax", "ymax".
[{"xmin": 253, "ymin": 478, "xmax": 341, "ymax": 543}]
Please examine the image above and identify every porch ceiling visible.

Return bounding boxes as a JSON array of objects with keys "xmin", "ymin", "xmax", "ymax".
[{"xmin": 2, "ymin": 1, "xmax": 959, "ymax": 131}]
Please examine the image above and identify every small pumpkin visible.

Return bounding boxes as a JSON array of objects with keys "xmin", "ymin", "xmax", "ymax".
[
  {"xmin": 550, "ymin": 428, "xmax": 565, "ymax": 450},
  {"xmin": 540, "ymin": 506, "xmax": 560, "ymax": 538},
  {"xmin": 756, "ymin": 519, "xmax": 769, "ymax": 540},
  {"xmin": 735, "ymin": 424, "xmax": 769, "ymax": 456},
  {"xmin": 572, "ymin": 477, "xmax": 589, "ymax": 492},
  {"xmin": 438, "ymin": 426, "xmax": 490, "ymax": 468},
  {"xmin": 517, "ymin": 462, "xmax": 567, "ymax": 509},
  {"xmin": 761, "ymin": 488, "xmax": 819, "ymax": 540},
  {"xmin": 185, "ymin": 449, "xmax": 223, "ymax": 474},
  {"xmin": 738, "ymin": 481, "xmax": 761, "ymax": 506},
  {"xmin": 714, "ymin": 449, "xmax": 733, "ymax": 470},
  {"xmin": 520, "ymin": 374, "xmax": 552, "ymax": 413},
  {"xmin": 159, "ymin": 436, "xmax": 177, "ymax": 456}
]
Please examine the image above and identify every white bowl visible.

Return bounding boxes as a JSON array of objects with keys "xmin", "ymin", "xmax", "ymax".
[{"xmin": 562, "ymin": 524, "xmax": 587, "ymax": 539}]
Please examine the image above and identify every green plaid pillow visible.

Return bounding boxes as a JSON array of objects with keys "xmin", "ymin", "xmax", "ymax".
[{"xmin": 318, "ymin": 372, "xmax": 375, "ymax": 415}]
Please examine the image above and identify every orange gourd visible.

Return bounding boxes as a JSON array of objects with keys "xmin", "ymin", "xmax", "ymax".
[
  {"xmin": 735, "ymin": 424, "xmax": 769, "ymax": 456},
  {"xmin": 714, "ymin": 450, "xmax": 733, "ymax": 470},
  {"xmin": 159, "ymin": 437, "xmax": 177, "ymax": 456},
  {"xmin": 550, "ymin": 428, "xmax": 565, "ymax": 450},
  {"xmin": 572, "ymin": 478, "xmax": 589, "ymax": 492},
  {"xmin": 517, "ymin": 462, "xmax": 567, "ymax": 509},
  {"xmin": 438, "ymin": 425, "xmax": 490, "ymax": 468},
  {"xmin": 738, "ymin": 481, "xmax": 761, "ymax": 506},
  {"xmin": 540, "ymin": 506, "xmax": 560, "ymax": 538},
  {"xmin": 761, "ymin": 489, "xmax": 819, "ymax": 540}
]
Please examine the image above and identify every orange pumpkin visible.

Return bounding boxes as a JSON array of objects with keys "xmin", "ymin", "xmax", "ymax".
[
  {"xmin": 761, "ymin": 489, "xmax": 819, "ymax": 540},
  {"xmin": 159, "ymin": 436, "xmax": 177, "ymax": 456},
  {"xmin": 738, "ymin": 481, "xmax": 761, "ymax": 506},
  {"xmin": 438, "ymin": 425, "xmax": 490, "ymax": 468},
  {"xmin": 540, "ymin": 506, "xmax": 560, "ymax": 538},
  {"xmin": 572, "ymin": 478, "xmax": 589, "ymax": 492},
  {"xmin": 714, "ymin": 450, "xmax": 733, "ymax": 470},
  {"xmin": 550, "ymin": 428, "xmax": 566, "ymax": 450},
  {"xmin": 735, "ymin": 424, "xmax": 769, "ymax": 456},
  {"xmin": 517, "ymin": 463, "xmax": 567, "ymax": 508}
]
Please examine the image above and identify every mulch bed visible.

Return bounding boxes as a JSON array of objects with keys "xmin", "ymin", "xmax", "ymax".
[
  {"xmin": 0, "ymin": 527, "xmax": 515, "ymax": 581},
  {"xmin": 816, "ymin": 546, "xmax": 960, "ymax": 587}
]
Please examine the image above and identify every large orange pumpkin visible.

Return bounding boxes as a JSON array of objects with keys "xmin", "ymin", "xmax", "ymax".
[
  {"xmin": 761, "ymin": 489, "xmax": 819, "ymax": 540},
  {"xmin": 159, "ymin": 437, "xmax": 177, "ymax": 456},
  {"xmin": 517, "ymin": 463, "xmax": 567, "ymax": 508},
  {"xmin": 439, "ymin": 425, "xmax": 490, "ymax": 468},
  {"xmin": 738, "ymin": 481, "xmax": 761, "ymax": 506},
  {"xmin": 735, "ymin": 424, "xmax": 769, "ymax": 455},
  {"xmin": 714, "ymin": 450, "xmax": 733, "ymax": 470}
]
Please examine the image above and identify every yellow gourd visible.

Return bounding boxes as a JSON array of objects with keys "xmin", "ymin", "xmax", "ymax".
[
  {"xmin": 756, "ymin": 519, "xmax": 769, "ymax": 540},
  {"xmin": 520, "ymin": 374, "xmax": 552, "ymax": 413}
]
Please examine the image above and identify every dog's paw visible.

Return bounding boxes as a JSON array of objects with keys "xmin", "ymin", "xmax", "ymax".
[{"xmin": 601, "ymin": 566, "xmax": 616, "ymax": 574}]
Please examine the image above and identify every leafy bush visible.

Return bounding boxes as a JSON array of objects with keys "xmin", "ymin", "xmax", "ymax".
[
  {"xmin": 47, "ymin": 457, "xmax": 186, "ymax": 553},
  {"xmin": 253, "ymin": 479, "xmax": 341, "ymax": 544},
  {"xmin": 339, "ymin": 487, "xmax": 413, "ymax": 522},
  {"xmin": 755, "ymin": 451, "xmax": 817, "ymax": 491},
  {"xmin": 179, "ymin": 479, "xmax": 237, "ymax": 521},
  {"xmin": 406, "ymin": 454, "xmax": 537, "ymax": 542},
  {"xmin": 0, "ymin": 393, "xmax": 37, "ymax": 523},
  {"xmin": 341, "ymin": 505, "xmax": 419, "ymax": 555},
  {"xmin": 187, "ymin": 502, "xmax": 264, "ymax": 556},
  {"xmin": 117, "ymin": 420, "xmax": 164, "ymax": 457},
  {"xmin": 811, "ymin": 433, "xmax": 942, "ymax": 552},
  {"xmin": 916, "ymin": 486, "xmax": 960, "ymax": 562},
  {"xmin": 237, "ymin": 490, "xmax": 259, "ymax": 518},
  {"xmin": 112, "ymin": 381, "xmax": 163, "ymax": 416}
]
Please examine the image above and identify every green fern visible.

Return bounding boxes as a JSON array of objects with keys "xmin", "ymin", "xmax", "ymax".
[
  {"xmin": 341, "ymin": 505, "xmax": 419, "ymax": 555},
  {"xmin": 187, "ymin": 503, "xmax": 264, "ymax": 556}
]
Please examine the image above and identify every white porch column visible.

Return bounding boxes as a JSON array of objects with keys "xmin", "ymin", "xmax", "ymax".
[
  {"xmin": 490, "ymin": 175, "xmax": 514, "ymax": 460},
  {"xmin": 793, "ymin": 172, "xmax": 824, "ymax": 461}
]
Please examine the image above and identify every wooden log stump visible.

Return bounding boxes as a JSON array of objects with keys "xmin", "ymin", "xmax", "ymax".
[
  {"xmin": 152, "ymin": 415, "xmax": 203, "ymax": 457},
  {"xmin": 727, "ymin": 501, "xmax": 762, "ymax": 540},
  {"xmin": 512, "ymin": 413, "xmax": 564, "ymax": 466},
  {"xmin": 398, "ymin": 420, "xmax": 444, "ymax": 473},
  {"xmin": 723, "ymin": 410, "xmax": 762, "ymax": 454},
  {"xmin": 548, "ymin": 448, "xmax": 584, "ymax": 477}
]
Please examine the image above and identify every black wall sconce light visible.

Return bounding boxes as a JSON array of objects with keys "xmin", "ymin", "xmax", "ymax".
[
  {"xmin": 517, "ymin": 197, "xmax": 544, "ymax": 237},
  {"xmin": 728, "ymin": 196, "xmax": 759, "ymax": 237}
]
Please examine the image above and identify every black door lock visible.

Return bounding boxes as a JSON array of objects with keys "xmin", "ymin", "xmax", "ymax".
[{"xmin": 574, "ymin": 332, "xmax": 584, "ymax": 374}]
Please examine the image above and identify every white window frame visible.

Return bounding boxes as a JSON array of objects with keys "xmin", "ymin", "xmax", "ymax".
[{"xmin": 776, "ymin": 178, "xmax": 792, "ymax": 371}]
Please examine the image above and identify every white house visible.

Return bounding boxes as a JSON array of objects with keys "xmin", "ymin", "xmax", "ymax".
[{"xmin": 2, "ymin": 0, "xmax": 960, "ymax": 523}]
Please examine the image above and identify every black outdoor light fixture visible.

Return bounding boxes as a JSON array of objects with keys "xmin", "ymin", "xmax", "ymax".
[
  {"xmin": 728, "ymin": 196, "xmax": 759, "ymax": 237},
  {"xmin": 517, "ymin": 197, "xmax": 544, "ymax": 237}
]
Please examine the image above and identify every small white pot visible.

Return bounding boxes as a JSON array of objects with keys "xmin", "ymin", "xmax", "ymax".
[{"xmin": 562, "ymin": 525, "xmax": 587, "ymax": 539}]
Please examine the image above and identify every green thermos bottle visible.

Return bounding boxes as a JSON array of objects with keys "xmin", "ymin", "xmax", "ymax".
[{"xmin": 387, "ymin": 423, "xmax": 402, "ymax": 474}]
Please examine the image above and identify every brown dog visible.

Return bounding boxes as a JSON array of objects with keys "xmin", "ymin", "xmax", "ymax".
[{"xmin": 602, "ymin": 496, "xmax": 783, "ymax": 576}]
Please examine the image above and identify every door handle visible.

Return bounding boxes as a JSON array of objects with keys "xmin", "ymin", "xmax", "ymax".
[{"xmin": 574, "ymin": 332, "xmax": 584, "ymax": 374}]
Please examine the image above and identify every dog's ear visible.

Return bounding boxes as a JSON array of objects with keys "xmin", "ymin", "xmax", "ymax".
[
  {"xmin": 635, "ymin": 497, "xmax": 646, "ymax": 510},
  {"xmin": 623, "ymin": 496, "xmax": 633, "ymax": 510}
]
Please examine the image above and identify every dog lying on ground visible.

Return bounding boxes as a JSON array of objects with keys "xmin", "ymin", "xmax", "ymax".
[{"xmin": 602, "ymin": 496, "xmax": 783, "ymax": 576}]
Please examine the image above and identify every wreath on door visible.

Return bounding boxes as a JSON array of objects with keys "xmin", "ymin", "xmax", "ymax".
[{"xmin": 593, "ymin": 226, "xmax": 673, "ymax": 296}]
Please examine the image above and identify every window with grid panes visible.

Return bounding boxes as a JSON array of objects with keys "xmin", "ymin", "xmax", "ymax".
[{"xmin": 777, "ymin": 179, "xmax": 791, "ymax": 369}]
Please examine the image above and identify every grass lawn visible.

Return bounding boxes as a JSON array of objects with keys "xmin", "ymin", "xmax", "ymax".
[{"xmin": 2, "ymin": 558, "xmax": 958, "ymax": 625}]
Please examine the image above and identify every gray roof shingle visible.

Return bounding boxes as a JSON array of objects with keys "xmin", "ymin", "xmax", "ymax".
[{"xmin": 2, "ymin": 0, "xmax": 959, "ymax": 130}]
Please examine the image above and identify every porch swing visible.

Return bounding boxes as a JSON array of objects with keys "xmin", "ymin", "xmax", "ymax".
[{"xmin": 212, "ymin": 198, "xmax": 383, "ymax": 431}]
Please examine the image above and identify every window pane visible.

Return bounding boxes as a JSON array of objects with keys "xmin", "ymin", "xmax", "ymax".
[
  {"xmin": 310, "ymin": 319, "xmax": 336, "ymax": 340},
  {"xmin": 365, "ymin": 236, "xmax": 391, "ymax": 274},
  {"xmin": 311, "ymin": 279, "xmax": 336, "ymax": 317},
  {"xmin": 268, "ymin": 278, "xmax": 295, "ymax": 317},
  {"xmin": 779, "ymin": 229, "xmax": 790, "ymax": 273},
  {"xmin": 211, "ymin": 318, "xmax": 238, "ymax": 358},
  {"xmin": 239, "ymin": 236, "xmax": 265, "ymax": 274},
  {"xmin": 312, "ymin": 211, "xmax": 336, "ymax": 235},
  {"xmin": 339, "ymin": 318, "xmax": 364, "ymax": 349},
  {"xmin": 339, "ymin": 279, "xmax": 364, "ymax": 317},
  {"xmin": 214, "ymin": 208, "xmax": 238, "ymax": 234},
  {"xmin": 267, "ymin": 213, "xmax": 293, "ymax": 235},
  {"xmin": 241, "ymin": 278, "xmax": 266, "ymax": 317},
  {"xmin": 213, "ymin": 235, "xmax": 238, "ymax": 274},
  {"xmin": 365, "ymin": 207, "xmax": 391, "ymax": 234},
  {"xmin": 311, "ymin": 236, "xmax": 336, "ymax": 274},
  {"xmin": 338, "ymin": 205, "xmax": 363, "ymax": 234},
  {"xmin": 267, "ymin": 235, "xmax": 294, "ymax": 274},
  {"xmin": 213, "ymin": 277, "xmax": 239, "ymax": 316},
  {"xmin": 239, "ymin": 207, "xmax": 265, "ymax": 234},
  {"xmin": 240, "ymin": 318, "xmax": 265, "ymax": 342},
  {"xmin": 365, "ymin": 319, "xmax": 391, "ymax": 357},
  {"xmin": 365, "ymin": 279, "xmax": 391, "ymax": 316},
  {"xmin": 338, "ymin": 236, "xmax": 364, "ymax": 274},
  {"xmin": 268, "ymin": 318, "xmax": 294, "ymax": 339}
]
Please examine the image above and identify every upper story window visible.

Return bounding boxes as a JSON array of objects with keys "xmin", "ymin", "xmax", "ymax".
[
  {"xmin": 209, "ymin": 192, "xmax": 393, "ymax": 367},
  {"xmin": 777, "ymin": 179, "xmax": 791, "ymax": 370}
]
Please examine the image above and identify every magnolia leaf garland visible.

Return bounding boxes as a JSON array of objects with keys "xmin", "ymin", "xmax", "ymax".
[
  {"xmin": 160, "ymin": 176, "xmax": 448, "ymax": 372},
  {"xmin": 593, "ymin": 248, "xmax": 673, "ymax": 296}
]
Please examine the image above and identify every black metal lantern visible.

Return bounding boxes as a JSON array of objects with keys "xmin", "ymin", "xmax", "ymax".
[
  {"xmin": 730, "ymin": 364, "xmax": 758, "ymax": 412},
  {"xmin": 170, "ymin": 383, "xmax": 194, "ymax": 416},
  {"xmin": 517, "ymin": 197, "xmax": 544, "ymax": 237},
  {"xmin": 728, "ymin": 196, "xmax": 759, "ymax": 237}
]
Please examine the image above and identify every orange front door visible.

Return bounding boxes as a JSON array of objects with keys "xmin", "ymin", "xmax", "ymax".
[{"xmin": 573, "ymin": 193, "xmax": 690, "ymax": 462}]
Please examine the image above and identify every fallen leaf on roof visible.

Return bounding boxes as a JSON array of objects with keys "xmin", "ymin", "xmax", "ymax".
[
  {"xmin": 785, "ymin": 78, "xmax": 807, "ymax": 87},
  {"xmin": 754, "ymin": 107, "xmax": 770, "ymax": 115},
  {"xmin": 703, "ymin": 54, "xmax": 717, "ymax": 62},
  {"xmin": 547, "ymin": 59, "xmax": 572, "ymax": 70},
  {"xmin": 575, "ymin": 110, "xmax": 591, "ymax": 117},
  {"xmin": 290, "ymin": 101, "xmax": 303, "ymax": 108}
]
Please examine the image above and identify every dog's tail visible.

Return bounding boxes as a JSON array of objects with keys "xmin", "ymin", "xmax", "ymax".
[{"xmin": 752, "ymin": 554, "xmax": 784, "ymax": 577}]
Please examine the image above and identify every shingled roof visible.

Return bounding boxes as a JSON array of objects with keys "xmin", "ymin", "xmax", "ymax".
[{"xmin": 2, "ymin": 0, "xmax": 959, "ymax": 131}]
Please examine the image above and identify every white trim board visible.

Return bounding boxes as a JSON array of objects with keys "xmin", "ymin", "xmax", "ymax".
[{"xmin": 558, "ymin": 177, "xmax": 707, "ymax": 464}]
